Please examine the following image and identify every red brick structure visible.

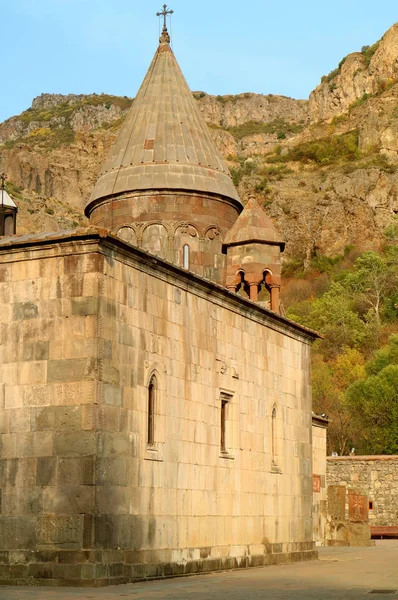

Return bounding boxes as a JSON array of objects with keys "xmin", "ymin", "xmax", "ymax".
[{"xmin": 224, "ymin": 198, "xmax": 285, "ymax": 313}]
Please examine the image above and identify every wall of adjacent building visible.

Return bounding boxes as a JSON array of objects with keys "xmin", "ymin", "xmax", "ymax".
[
  {"xmin": 0, "ymin": 234, "xmax": 316, "ymax": 584},
  {"xmin": 327, "ymin": 456, "xmax": 398, "ymax": 527},
  {"xmin": 312, "ymin": 419, "xmax": 328, "ymax": 544}
]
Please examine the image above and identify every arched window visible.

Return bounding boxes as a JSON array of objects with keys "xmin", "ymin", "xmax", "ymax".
[
  {"xmin": 148, "ymin": 376, "xmax": 156, "ymax": 445},
  {"xmin": 272, "ymin": 406, "xmax": 277, "ymax": 464},
  {"xmin": 183, "ymin": 244, "xmax": 190, "ymax": 270}
]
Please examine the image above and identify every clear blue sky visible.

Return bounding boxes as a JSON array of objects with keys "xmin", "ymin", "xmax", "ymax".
[{"xmin": 2, "ymin": 1, "xmax": 397, "ymax": 123}]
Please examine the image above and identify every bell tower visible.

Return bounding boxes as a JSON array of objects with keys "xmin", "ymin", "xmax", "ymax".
[{"xmin": 224, "ymin": 197, "xmax": 285, "ymax": 313}]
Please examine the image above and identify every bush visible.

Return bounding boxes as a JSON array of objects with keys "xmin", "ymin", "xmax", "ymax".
[
  {"xmin": 266, "ymin": 130, "xmax": 360, "ymax": 165},
  {"xmin": 226, "ymin": 119, "xmax": 304, "ymax": 141},
  {"xmin": 349, "ymin": 93, "xmax": 372, "ymax": 113},
  {"xmin": 361, "ymin": 41, "xmax": 380, "ymax": 68},
  {"xmin": 255, "ymin": 178, "xmax": 271, "ymax": 194}
]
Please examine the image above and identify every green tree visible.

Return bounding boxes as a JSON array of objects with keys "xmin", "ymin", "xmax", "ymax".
[
  {"xmin": 306, "ymin": 282, "xmax": 366, "ymax": 356},
  {"xmin": 346, "ymin": 364, "xmax": 398, "ymax": 454},
  {"xmin": 342, "ymin": 251, "xmax": 398, "ymax": 323}
]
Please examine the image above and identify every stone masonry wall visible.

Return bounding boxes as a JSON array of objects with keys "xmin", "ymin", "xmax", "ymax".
[
  {"xmin": 327, "ymin": 457, "xmax": 398, "ymax": 527},
  {"xmin": 0, "ymin": 238, "xmax": 101, "ymax": 584},
  {"xmin": 0, "ymin": 233, "xmax": 316, "ymax": 585},
  {"xmin": 92, "ymin": 236, "xmax": 315, "ymax": 577},
  {"xmin": 87, "ymin": 190, "xmax": 241, "ymax": 284}
]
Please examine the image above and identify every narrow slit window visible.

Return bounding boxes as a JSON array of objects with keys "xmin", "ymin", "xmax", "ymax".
[
  {"xmin": 183, "ymin": 244, "xmax": 190, "ymax": 270},
  {"xmin": 221, "ymin": 399, "xmax": 227, "ymax": 452},
  {"xmin": 272, "ymin": 406, "xmax": 277, "ymax": 463},
  {"xmin": 220, "ymin": 393, "xmax": 232, "ymax": 453},
  {"xmin": 148, "ymin": 376, "xmax": 156, "ymax": 445}
]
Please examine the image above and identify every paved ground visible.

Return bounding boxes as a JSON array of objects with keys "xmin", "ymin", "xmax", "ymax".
[{"xmin": 0, "ymin": 542, "xmax": 397, "ymax": 600}]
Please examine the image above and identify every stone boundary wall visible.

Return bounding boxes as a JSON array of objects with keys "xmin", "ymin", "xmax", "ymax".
[{"xmin": 327, "ymin": 456, "xmax": 398, "ymax": 527}]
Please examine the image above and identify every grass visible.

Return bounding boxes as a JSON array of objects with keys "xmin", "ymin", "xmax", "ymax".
[
  {"xmin": 17, "ymin": 94, "xmax": 133, "ymax": 124},
  {"xmin": 258, "ymin": 164, "xmax": 294, "ymax": 179},
  {"xmin": 348, "ymin": 93, "xmax": 373, "ymax": 113},
  {"xmin": 226, "ymin": 118, "xmax": 305, "ymax": 141},
  {"xmin": 361, "ymin": 42, "xmax": 380, "ymax": 68},
  {"xmin": 5, "ymin": 181, "xmax": 24, "ymax": 201},
  {"xmin": 321, "ymin": 56, "xmax": 348, "ymax": 85},
  {"xmin": 266, "ymin": 130, "xmax": 360, "ymax": 165},
  {"xmin": 215, "ymin": 92, "xmax": 253, "ymax": 104},
  {"xmin": 6, "ymin": 93, "xmax": 134, "ymax": 149},
  {"xmin": 341, "ymin": 152, "xmax": 397, "ymax": 175}
]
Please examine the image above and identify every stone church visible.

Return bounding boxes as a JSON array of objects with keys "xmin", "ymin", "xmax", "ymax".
[{"xmin": 0, "ymin": 14, "xmax": 318, "ymax": 586}]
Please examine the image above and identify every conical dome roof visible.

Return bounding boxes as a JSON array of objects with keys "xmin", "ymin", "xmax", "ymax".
[
  {"xmin": 88, "ymin": 31, "xmax": 241, "ymax": 208},
  {"xmin": 224, "ymin": 197, "xmax": 285, "ymax": 248},
  {"xmin": 0, "ymin": 190, "xmax": 17, "ymax": 209}
]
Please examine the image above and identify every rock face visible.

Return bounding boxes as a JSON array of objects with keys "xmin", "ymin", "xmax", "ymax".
[
  {"xmin": 309, "ymin": 23, "xmax": 398, "ymax": 122},
  {"xmin": 195, "ymin": 92, "xmax": 309, "ymax": 128},
  {"xmin": 1, "ymin": 23, "xmax": 398, "ymax": 258}
]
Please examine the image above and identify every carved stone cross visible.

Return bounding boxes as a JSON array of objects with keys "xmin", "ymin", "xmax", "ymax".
[{"xmin": 156, "ymin": 4, "xmax": 174, "ymax": 30}]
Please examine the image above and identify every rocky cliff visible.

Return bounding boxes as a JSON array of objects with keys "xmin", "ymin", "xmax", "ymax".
[
  {"xmin": 1, "ymin": 23, "xmax": 398, "ymax": 261},
  {"xmin": 309, "ymin": 23, "xmax": 398, "ymax": 122}
]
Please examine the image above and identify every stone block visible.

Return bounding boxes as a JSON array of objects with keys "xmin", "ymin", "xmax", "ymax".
[
  {"xmin": 12, "ymin": 302, "xmax": 39, "ymax": 321},
  {"xmin": 0, "ymin": 434, "xmax": 17, "ymax": 458},
  {"xmin": 93, "ymin": 515, "xmax": 119, "ymax": 550},
  {"xmin": 95, "ymin": 458, "xmax": 128, "ymax": 486},
  {"xmin": 23, "ymin": 341, "xmax": 49, "ymax": 362},
  {"xmin": 18, "ymin": 361, "xmax": 46, "ymax": 385},
  {"xmin": 4, "ymin": 457, "xmax": 37, "ymax": 487},
  {"xmin": 57, "ymin": 457, "xmax": 90, "ymax": 486},
  {"xmin": 2, "ymin": 487, "xmax": 43, "ymax": 515},
  {"xmin": 71, "ymin": 297, "xmax": 98, "ymax": 316},
  {"xmin": 0, "ymin": 516, "xmax": 36, "ymax": 549},
  {"xmin": 37, "ymin": 515, "xmax": 83, "ymax": 548},
  {"xmin": 101, "ymin": 362, "xmax": 120, "ymax": 385},
  {"xmin": 35, "ymin": 341, "xmax": 50, "ymax": 361},
  {"xmin": 103, "ymin": 384, "xmax": 122, "ymax": 406},
  {"xmin": 16, "ymin": 432, "xmax": 53, "ymax": 458},
  {"xmin": 81, "ymin": 405, "xmax": 96, "ymax": 430},
  {"xmin": 9, "ymin": 408, "xmax": 31, "ymax": 433},
  {"xmin": 95, "ymin": 486, "xmax": 129, "ymax": 515},
  {"xmin": 4, "ymin": 385, "xmax": 24, "ymax": 410},
  {"xmin": 47, "ymin": 359, "xmax": 87, "ymax": 383},
  {"xmin": 54, "ymin": 432, "xmax": 96, "ymax": 457},
  {"xmin": 98, "ymin": 432, "xmax": 129, "ymax": 457},
  {"xmin": 42, "ymin": 485, "xmax": 94, "ymax": 514},
  {"xmin": 35, "ymin": 406, "xmax": 81, "ymax": 431},
  {"xmin": 59, "ymin": 381, "xmax": 96, "ymax": 406},
  {"xmin": 23, "ymin": 385, "xmax": 51, "ymax": 407},
  {"xmin": 37, "ymin": 456, "xmax": 57, "ymax": 487}
]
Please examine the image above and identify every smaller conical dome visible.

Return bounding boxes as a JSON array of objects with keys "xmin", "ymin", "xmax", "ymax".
[
  {"xmin": 0, "ymin": 190, "xmax": 17, "ymax": 209},
  {"xmin": 224, "ymin": 197, "xmax": 285, "ymax": 249}
]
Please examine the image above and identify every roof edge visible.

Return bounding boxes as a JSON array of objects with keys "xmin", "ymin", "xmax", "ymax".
[
  {"xmin": 0, "ymin": 227, "xmax": 320, "ymax": 342},
  {"xmin": 84, "ymin": 188, "xmax": 244, "ymax": 219},
  {"xmin": 223, "ymin": 238, "xmax": 286, "ymax": 251}
]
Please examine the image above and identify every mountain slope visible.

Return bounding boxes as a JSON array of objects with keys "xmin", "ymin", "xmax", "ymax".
[{"xmin": 0, "ymin": 24, "xmax": 397, "ymax": 262}]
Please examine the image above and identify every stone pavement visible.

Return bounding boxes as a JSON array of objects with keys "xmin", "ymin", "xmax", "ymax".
[{"xmin": 0, "ymin": 542, "xmax": 397, "ymax": 600}]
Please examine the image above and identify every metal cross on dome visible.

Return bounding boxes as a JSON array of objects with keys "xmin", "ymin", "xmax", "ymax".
[{"xmin": 156, "ymin": 4, "xmax": 174, "ymax": 29}]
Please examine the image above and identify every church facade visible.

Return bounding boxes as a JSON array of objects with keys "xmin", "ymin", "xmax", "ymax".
[{"xmin": 0, "ymin": 16, "xmax": 318, "ymax": 586}]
